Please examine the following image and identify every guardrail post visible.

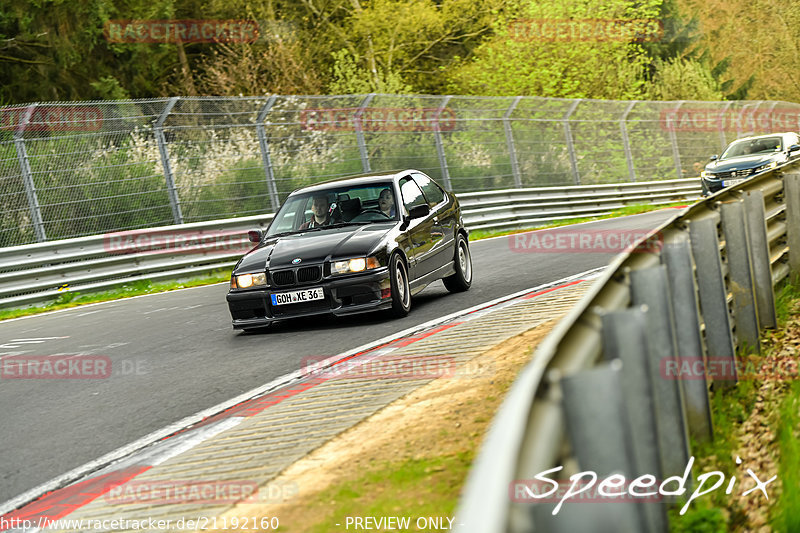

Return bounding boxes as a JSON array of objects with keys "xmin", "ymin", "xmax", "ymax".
[
  {"xmin": 662, "ymin": 235, "xmax": 714, "ymax": 442},
  {"xmin": 354, "ymin": 93, "xmax": 375, "ymax": 173},
  {"xmin": 785, "ymin": 171, "xmax": 800, "ymax": 278},
  {"xmin": 503, "ymin": 96, "xmax": 522, "ymax": 187},
  {"xmin": 154, "ymin": 97, "xmax": 183, "ymax": 224},
  {"xmin": 256, "ymin": 95, "xmax": 281, "ymax": 212},
  {"xmin": 743, "ymin": 190, "xmax": 777, "ymax": 329},
  {"xmin": 720, "ymin": 200, "xmax": 761, "ymax": 353},
  {"xmin": 668, "ymin": 101, "xmax": 684, "ymax": 178},
  {"xmin": 689, "ymin": 216, "xmax": 737, "ymax": 384},
  {"xmin": 630, "ymin": 266, "xmax": 691, "ymax": 478},
  {"xmin": 433, "ymin": 95, "xmax": 453, "ymax": 190},
  {"xmin": 531, "ymin": 362, "xmax": 641, "ymax": 532},
  {"xmin": 13, "ymin": 104, "xmax": 47, "ymax": 242},
  {"xmin": 562, "ymin": 99, "xmax": 581, "ymax": 185},
  {"xmin": 620, "ymin": 101, "xmax": 637, "ymax": 182},
  {"xmin": 601, "ymin": 308, "xmax": 667, "ymax": 533}
]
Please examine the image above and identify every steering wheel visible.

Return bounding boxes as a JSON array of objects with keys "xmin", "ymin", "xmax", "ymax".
[{"xmin": 351, "ymin": 209, "xmax": 392, "ymax": 221}]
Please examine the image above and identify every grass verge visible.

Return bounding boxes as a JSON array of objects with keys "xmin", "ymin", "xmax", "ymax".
[
  {"xmin": 0, "ymin": 269, "xmax": 231, "ymax": 321},
  {"xmin": 669, "ymin": 277, "xmax": 800, "ymax": 532}
]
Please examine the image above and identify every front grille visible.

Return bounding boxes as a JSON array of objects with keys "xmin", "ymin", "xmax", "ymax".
[
  {"xmin": 713, "ymin": 168, "xmax": 755, "ymax": 180},
  {"xmin": 272, "ymin": 270, "xmax": 295, "ymax": 287},
  {"xmin": 297, "ymin": 265, "xmax": 322, "ymax": 283}
]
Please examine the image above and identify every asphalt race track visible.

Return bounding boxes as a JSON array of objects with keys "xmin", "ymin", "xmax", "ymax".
[{"xmin": 0, "ymin": 209, "xmax": 677, "ymax": 504}]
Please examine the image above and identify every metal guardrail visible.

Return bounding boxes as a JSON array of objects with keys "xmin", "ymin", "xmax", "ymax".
[
  {"xmin": 454, "ymin": 163, "xmax": 799, "ymax": 532},
  {"xmin": 0, "ymin": 179, "xmax": 700, "ymax": 309}
]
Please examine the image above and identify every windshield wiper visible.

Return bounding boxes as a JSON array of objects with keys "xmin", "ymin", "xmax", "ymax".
[{"xmin": 265, "ymin": 231, "xmax": 299, "ymax": 239}]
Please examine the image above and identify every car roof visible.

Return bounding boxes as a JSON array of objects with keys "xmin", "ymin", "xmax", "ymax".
[
  {"xmin": 732, "ymin": 132, "xmax": 796, "ymax": 143},
  {"xmin": 288, "ymin": 170, "xmax": 416, "ymax": 195}
]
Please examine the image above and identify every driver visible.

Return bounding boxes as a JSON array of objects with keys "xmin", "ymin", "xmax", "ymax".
[
  {"xmin": 378, "ymin": 188, "xmax": 396, "ymax": 218},
  {"xmin": 299, "ymin": 195, "xmax": 332, "ymax": 229}
]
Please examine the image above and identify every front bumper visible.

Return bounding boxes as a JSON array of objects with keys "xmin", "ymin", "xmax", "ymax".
[{"xmin": 226, "ymin": 267, "xmax": 391, "ymax": 329}]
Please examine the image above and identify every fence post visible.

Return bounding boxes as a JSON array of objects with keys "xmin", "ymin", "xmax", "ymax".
[
  {"xmin": 433, "ymin": 95, "xmax": 453, "ymax": 190},
  {"xmin": 503, "ymin": 96, "xmax": 522, "ymax": 187},
  {"xmin": 256, "ymin": 95, "xmax": 280, "ymax": 212},
  {"xmin": 154, "ymin": 97, "xmax": 183, "ymax": 224},
  {"xmin": 620, "ymin": 101, "xmax": 637, "ymax": 182},
  {"xmin": 630, "ymin": 265, "xmax": 691, "ymax": 478},
  {"xmin": 743, "ymin": 190, "xmax": 777, "ymax": 329},
  {"xmin": 668, "ymin": 100, "xmax": 684, "ymax": 178},
  {"xmin": 661, "ymin": 235, "xmax": 714, "ymax": 442},
  {"xmin": 720, "ymin": 200, "xmax": 760, "ymax": 353},
  {"xmin": 601, "ymin": 308, "xmax": 667, "ymax": 533},
  {"xmin": 354, "ymin": 93, "xmax": 376, "ymax": 173},
  {"xmin": 13, "ymin": 104, "xmax": 47, "ymax": 242},
  {"xmin": 689, "ymin": 216, "xmax": 738, "ymax": 384},
  {"xmin": 562, "ymin": 99, "xmax": 581, "ymax": 185},
  {"xmin": 785, "ymin": 171, "xmax": 800, "ymax": 278},
  {"xmin": 533, "ymin": 362, "xmax": 641, "ymax": 532}
]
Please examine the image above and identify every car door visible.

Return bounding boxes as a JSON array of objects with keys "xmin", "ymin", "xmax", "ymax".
[
  {"xmin": 412, "ymin": 172, "xmax": 452, "ymax": 272},
  {"xmin": 398, "ymin": 176, "xmax": 435, "ymax": 281}
]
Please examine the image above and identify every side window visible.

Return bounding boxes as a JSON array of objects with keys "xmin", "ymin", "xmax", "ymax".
[
  {"xmin": 412, "ymin": 173, "xmax": 445, "ymax": 207},
  {"xmin": 399, "ymin": 177, "xmax": 426, "ymax": 215}
]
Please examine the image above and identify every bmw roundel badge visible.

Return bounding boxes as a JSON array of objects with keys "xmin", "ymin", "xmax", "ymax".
[{"xmin": 292, "ymin": 258, "xmax": 302, "ymax": 264}]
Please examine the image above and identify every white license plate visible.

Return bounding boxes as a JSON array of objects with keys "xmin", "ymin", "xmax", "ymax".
[
  {"xmin": 724, "ymin": 178, "xmax": 745, "ymax": 186},
  {"xmin": 271, "ymin": 287, "xmax": 324, "ymax": 305}
]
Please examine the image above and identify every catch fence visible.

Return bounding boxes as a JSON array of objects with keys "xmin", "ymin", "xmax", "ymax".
[{"xmin": 2, "ymin": 95, "xmax": 797, "ymax": 247}]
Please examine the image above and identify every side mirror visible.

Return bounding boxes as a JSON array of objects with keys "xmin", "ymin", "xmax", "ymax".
[
  {"xmin": 247, "ymin": 229, "xmax": 264, "ymax": 243},
  {"xmin": 408, "ymin": 204, "xmax": 430, "ymax": 220},
  {"xmin": 709, "ymin": 154, "xmax": 718, "ymax": 162},
  {"xmin": 789, "ymin": 144, "xmax": 800, "ymax": 153}
]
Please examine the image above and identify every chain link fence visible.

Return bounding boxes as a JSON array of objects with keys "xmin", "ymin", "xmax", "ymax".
[{"xmin": 2, "ymin": 95, "xmax": 798, "ymax": 247}]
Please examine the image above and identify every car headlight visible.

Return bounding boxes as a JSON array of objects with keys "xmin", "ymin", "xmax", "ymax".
[
  {"xmin": 755, "ymin": 161, "xmax": 778, "ymax": 173},
  {"xmin": 233, "ymin": 272, "xmax": 267, "ymax": 289},
  {"xmin": 700, "ymin": 171, "xmax": 707, "ymax": 178},
  {"xmin": 331, "ymin": 256, "xmax": 381, "ymax": 275}
]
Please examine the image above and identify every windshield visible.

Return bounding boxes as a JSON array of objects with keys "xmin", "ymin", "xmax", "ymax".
[
  {"xmin": 266, "ymin": 182, "xmax": 398, "ymax": 237},
  {"xmin": 721, "ymin": 137, "xmax": 783, "ymax": 159}
]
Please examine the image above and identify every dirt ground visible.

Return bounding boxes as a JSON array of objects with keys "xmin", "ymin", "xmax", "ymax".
[{"xmin": 202, "ymin": 322, "xmax": 556, "ymax": 532}]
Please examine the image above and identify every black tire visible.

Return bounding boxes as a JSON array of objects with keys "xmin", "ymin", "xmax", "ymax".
[
  {"xmin": 443, "ymin": 233, "xmax": 472, "ymax": 293},
  {"xmin": 389, "ymin": 253, "xmax": 411, "ymax": 317}
]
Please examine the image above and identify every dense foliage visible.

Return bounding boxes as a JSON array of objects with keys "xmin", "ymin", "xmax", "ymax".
[{"xmin": 0, "ymin": 0, "xmax": 777, "ymax": 104}]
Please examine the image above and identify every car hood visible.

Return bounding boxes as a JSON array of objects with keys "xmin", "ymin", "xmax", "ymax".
[
  {"xmin": 706, "ymin": 153, "xmax": 779, "ymax": 172},
  {"xmin": 234, "ymin": 224, "xmax": 393, "ymax": 273}
]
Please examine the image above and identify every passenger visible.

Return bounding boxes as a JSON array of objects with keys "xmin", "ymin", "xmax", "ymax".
[
  {"xmin": 299, "ymin": 195, "xmax": 332, "ymax": 229},
  {"xmin": 378, "ymin": 188, "xmax": 396, "ymax": 218}
]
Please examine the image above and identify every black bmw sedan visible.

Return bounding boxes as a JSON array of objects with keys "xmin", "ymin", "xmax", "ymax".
[
  {"xmin": 226, "ymin": 170, "xmax": 472, "ymax": 331},
  {"xmin": 701, "ymin": 132, "xmax": 800, "ymax": 195}
]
